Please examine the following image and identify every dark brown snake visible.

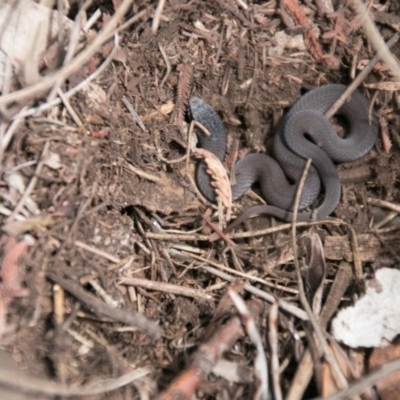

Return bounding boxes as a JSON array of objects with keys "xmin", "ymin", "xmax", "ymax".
[{"xmin": 188, "ymin": 84, "xmax": 378, "ymax": 230}]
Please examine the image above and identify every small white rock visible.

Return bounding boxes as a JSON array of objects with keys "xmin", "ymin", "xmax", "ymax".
[{"xmin": 331, "ymin": 268, "xmax": 400, "ymax": 348}]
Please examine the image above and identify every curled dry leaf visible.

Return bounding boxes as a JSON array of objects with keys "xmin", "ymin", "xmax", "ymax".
[
  {"xmin": 194, "ymin": 148, "xmax": 232, "ymax": 221},
  {"xmin": 305, "ymin": 229, "xmax": 326, "ymax": 316}
]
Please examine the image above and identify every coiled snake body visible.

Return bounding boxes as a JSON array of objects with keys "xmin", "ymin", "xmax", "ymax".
[{"xmin": 188, "ymin": 84, "xmax": 378, "ymax": 225}]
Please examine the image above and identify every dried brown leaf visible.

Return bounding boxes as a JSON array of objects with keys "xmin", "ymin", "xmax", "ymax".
[{"xmin": 305, "ymin": 229, "xmax": 326, "ymax": 316}]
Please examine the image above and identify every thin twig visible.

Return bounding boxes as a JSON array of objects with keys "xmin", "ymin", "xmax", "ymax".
[
  {"xmin": 268, "ymin": 302, "xmax": 283, "ymax": 400},
  {"xmin": 0, "ymin": 114, "xmax": 26, "ymax": 171},
  {"xmin": 123, "ymin": 158, "xmax": 160, "ymax": 182},
  {"xmin": 367, "ymin": 197, "xmax": 400, "ymax": 214},
  {"xmin": 0, "ymin": 0, "xmax": 135, "ymax": 108},
  {"xmin": 158, "ymin": 42, "xmax": 171, "ymax": 89},
  {"xmin": 0, "ymin": 366, "xmax": 151, "ymax": 396},
  {"xmin": 286, "ymin": 261, "xmax": 354, "ymax": 400},
  {"xmin": 119, "ymin": 277, "xmax": 213, "ymax": 300},
  {"xmin": 47, "ymin": 0, "xmax": 92, "ymax": 102},
  {"xmin": 122, "ymin": 96, "xmax": 147, "ymax": 132},
  {"xmin": 13, "ymin": 34, "xmax": 121, "ymax": 120},
  {"xmin": 145, "ymin": 219, "xmax": 345, "ymax": 241},
  {"xmin": 46, "ymin": 271, "xmax": 161, "ymax": 339},
  {"xmin": 230, "ymin": 291, "xmax": 268, "ymax": 400},
  {"xmin": 57, "ymin": 88, "xmax": 84, "ymax": 128},
  {"xmin": 201, "ymin": 265, "xmax": 309, "ymax": 321},
  {"xmin": 291, "ymin": 159, "xmax": 348, "ymax": 390},
  {"xmin": 311, "ymin": 357, "xmax": 400, "ymax": 400},
  {"xmin": 151, "ymin": 0, "xmax": 166, "ymax": 34},
  {"xmin": 6, "ymin": 141, "xmax": 50, "ymax": 222},
  {"xmin": 74, "ymin": 240, "xmax": 121, "ymax": 263},
  {"xmin": 324, "ymin": 32, "xmax": 399, "ymax": 119},
  {"xmin": 352, "ymin": 1, "xmax": 400, "ymax": 80}
]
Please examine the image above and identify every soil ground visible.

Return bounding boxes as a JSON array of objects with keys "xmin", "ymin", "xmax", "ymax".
[{"xmin": 1, "ymin": 0, "xmax": 400, "ymax": 399}]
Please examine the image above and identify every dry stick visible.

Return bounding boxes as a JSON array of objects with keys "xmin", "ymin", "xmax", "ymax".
[
  {"xmin": 367, "ymin": 197, "xmax": 400, "ymax": 214},
  {"xmin": 6, "ymin": 141, "xmax": 50, "ymax": 222},
  {"xmin": 57, "ymin": 88, "xmax": 83, "ymax": 127},
  {"xmin": 155, "ymin": 318, "xmax": 243, "ymax": 400},
  {"xmin": 0, "ymin": 0, "xmax": 134, "ymax": 108},
  {"xmin": 13, "ymin": 34, "xmax": 121, "ymax": 120},
  {"xmin": 268, "ymin": 302, "xmax": 283, "ymax": 400},
  {"xmin": 122, "ymin": 96, "xmax": 147, "ymax": 132},
  {"xmin": 291, "ymin": 158, "xmax": 348, "ymax": 390},
  {"xmin": 84, "ymin": 7, "xmax": 102, "ymax": 31},
  {"xmin": 373, "ymin": 210, "xmax": 398, "ymax": 229},
  {"xmin": 153, "ymin": 299, "xmax": 263, "ymax": 400},
  {"xmin": 201, "ymin": 265, "xmax": 309, "ymax": 321},
  {"xmin": 311, "ymin": 357, "xmax": 400, "ymax": 400},
  {"xmin": 48, "ymin": 0, "xmax": 93, "ymax": 102},
  {"xmin": 324, "ymin": 32, "xmax": 399, "ymax": 120},
  {"xmin": 145, "ymin": 219, "xmax": 341, "ymax": 241},
  {"xmin": 158, "ymin": 42, "xmax": 171, "ymax": 89},
  {"xmin": 202, "ymin": 213, "xmax": 236, "ymax": 247},
  {"xmin": 213, "ymin": 21, "xmax": 225, "ymax": 69},
  {"xmin": 123, "ymin": 158, "xmax": 160, "ymax": 182},
  {"xmin": 230, "ymin": 291, "xmax": 269, "ymax": 400},
  {"xmin": 75, "ymin": 240, "xmax": 121, "ymax": 263},
  {"xmin": 151, "ymin": 0, "xmax": 166, "ymax": 34},
  {"xmin": 0, "ymin": 114, "xmax": 25, "ymax": 169},
  {"xmin": 286, "ymin": 262, "xmax": 353, "ymax": 400},
  {"xmin": 119, "ymin": 277, "xmax": 213, "ymax": 300},
  {"xmin": 352, "ymin": 0, "xmax": 400, "ymax": 81},
  {"xmin": 0, "ymin": 367, "xmax": 151, "ymax": 397},
  {"xmin": 46, "ymin": 271, "xmax": 161, "ymax": 339},
  {"xmin": 147, "ymin": 217, "xmax": 374, "ymax": 243},
  {"xmin": 182, "ymin": 251, "xmax": 299, "ymax": 294}
]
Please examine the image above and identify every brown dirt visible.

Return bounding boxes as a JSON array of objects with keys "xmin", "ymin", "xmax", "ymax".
[{"xmin": 1, "ymin": 0, "xmax": 400, "ymax": 399}]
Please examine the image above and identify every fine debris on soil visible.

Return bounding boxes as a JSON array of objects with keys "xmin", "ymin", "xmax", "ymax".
[{"xmin": 1, "ymin": 0, "xmax": 400, "ymax": 399}]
